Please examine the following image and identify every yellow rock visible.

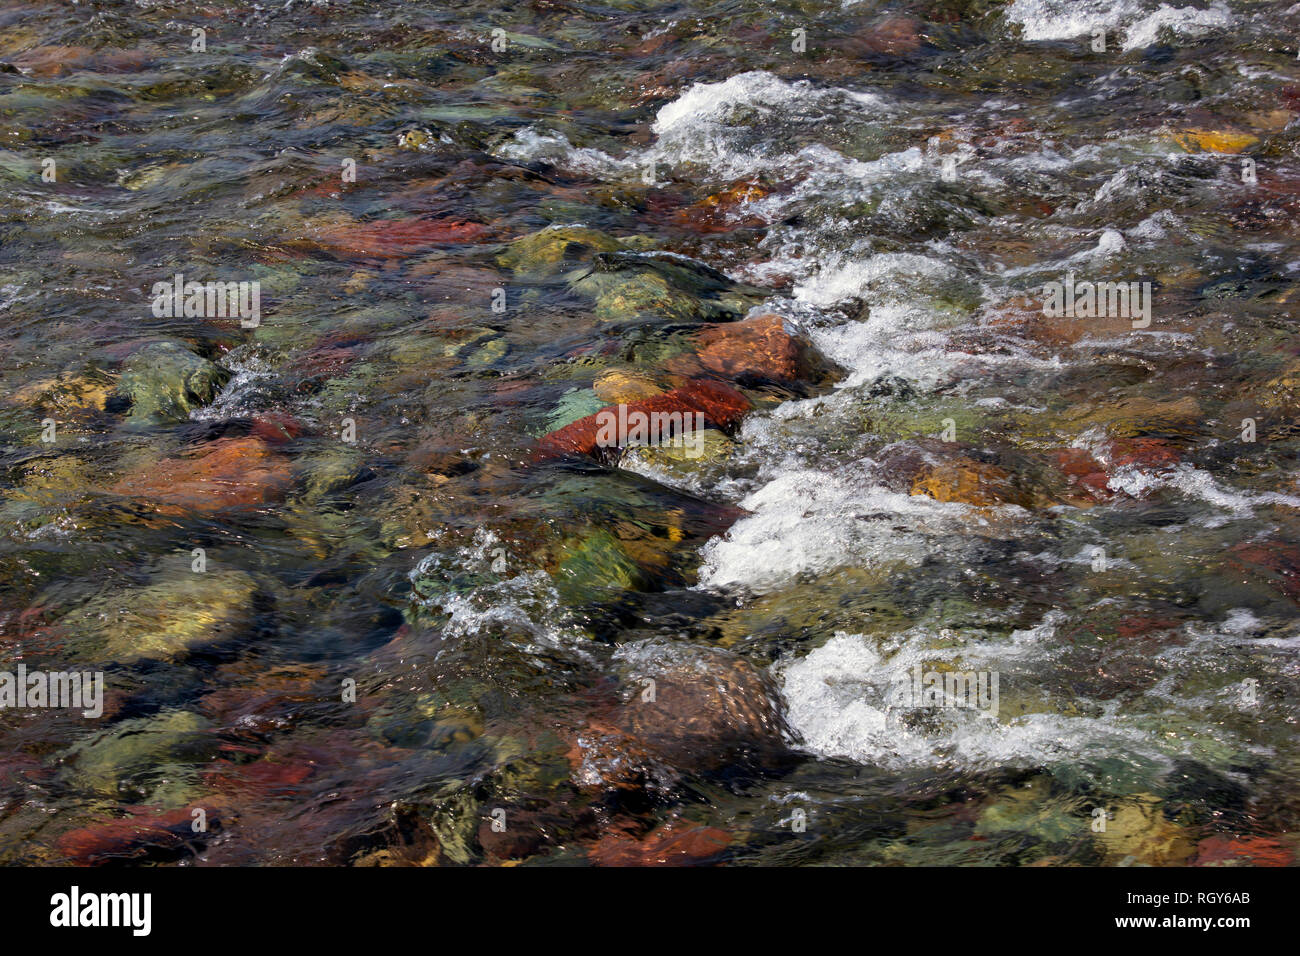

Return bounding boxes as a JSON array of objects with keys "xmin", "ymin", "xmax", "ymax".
[
  {"xmin": 699, "ymin": 180, "xmax": 767, "ymax": 209},
  {"xmin": 911, "ymin": 459, "xmax": 1024, "ymax": 507},
  {"xmin": 593, "ymin": 370, "xmax": 664, "ymax": 404},
  {"xmin": 11, "ymin": 371, "xmax": 115, "ymax": 415},
  {"xmin": 1097, "ymin": 795, "xmax": 1196, "ymax": 866},
  {"xmin": 1171, "ymin": 128, "xmax": 1259, "ymax": 154}
]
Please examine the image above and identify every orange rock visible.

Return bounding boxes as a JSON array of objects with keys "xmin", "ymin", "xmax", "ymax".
[
  {"xmin": 305, "ymin": 217, "xmax": 492, "ymax": 258},
  {"xmin": 911, "ymin": 459, "xmax": 1024, "ymax": 506},
  {"xmin": 589, "ymin": 822, "xmax": 732, "ymax": 866},
  {"xmin": 536, "ymin": 379, "xmax": 751, "ymax": 460},
  {"xmin": 695, "ymin": 314, "xmax": 809, "ymax": 384},
  {"xmin": 111, "ymin": 437, "xmax": 293, "ymax": 514},
  {"xmin": 1170, "ymin": 128, "xmax": 1259, "ymax": 154},
  {"xmin": 1193, "ymin": 834, "xmax": 1293, "ymax": 867},
  {"xmin": 699, "ymin": 180, "xmax": 767, "ymax": 210}
]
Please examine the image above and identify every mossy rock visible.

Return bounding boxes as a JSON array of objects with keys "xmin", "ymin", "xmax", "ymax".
[
  {"xmin": 554, "ymin": 527, "xmax": 646, "ymax": 604},
  {"xmin": 60, "ymin": 710, "xmax": 214, "ymax": 801},
  {"xmin": 118, "ymin": 341, "xmax": 228, "ymax": 424},
  {"xmin": 497, "ymin": 225, "xmax": 623, "ymax": 277}
]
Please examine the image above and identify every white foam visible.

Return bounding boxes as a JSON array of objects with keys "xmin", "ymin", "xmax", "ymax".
[
  {"xmin": 1108, "ymin": 464, "xmax": 1300, "ymax": 523},
  {"xmin": 1006, "ymin": 0, "xmax": 1233, "ymax": 49},
  {"xmin": 776, "ymin": 626, "xmax": 1161, "ymax": 771}
]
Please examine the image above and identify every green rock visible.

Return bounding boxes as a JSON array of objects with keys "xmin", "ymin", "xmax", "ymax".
[
  {"xmin": 119, "ymin": 342, "xmax": 228, "ymax": 424},
  {"xmin": 554, "ymin": 527, "xmax": 645, "ymax": 604},
  {"xmin": 569, "ymin": 252, "xmax": 765, "ymax": 322},
  {"xmin": 297, "ymin": 446, "xmax": 371, "ymax": 502},
  {"xmin": 61, "ymin": 710, "xmax": 213, "ymax": 800},
  {"xmin": 544, "ymin": 388, "xmax": 605, "ymax": 433},
  {"xmin": 496, "ymin": 225, "xmax": 623, "ymax": 277}
]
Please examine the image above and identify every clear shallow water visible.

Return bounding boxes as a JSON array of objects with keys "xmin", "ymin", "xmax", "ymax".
[{"xmin": 0, "ymin": 0, "xmax": 1298, "ymax": 865}]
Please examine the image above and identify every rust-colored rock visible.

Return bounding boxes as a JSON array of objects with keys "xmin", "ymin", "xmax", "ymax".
[
  {"xmin": 112, "ymin": 437, "xmax": 294, "ymax": 514},
  {"xmin": 536, "ymin": 379, "xmax": 751, "ymax": 460},
  {"xmin": 1228, "ymin": 541, "xmax": 1300, "ymax": 604},
  {"xmin": 1108, "ymin": 437, "xmax": 1182, "ymax": 470},
  {"xmin": 1193, "ymin": 834, "xmax": 1293, "ymax": 867},
  {"xmin": 56, "ymin": 806, "xmax": 220, "ymax": 866},
  {"xmin": 589, "ymin": 821, "xmax": 732, "ymax": 866},
  {"xmin": 306, "ymin": 217, "xmax": 492, "ymax": 258},
  {"xmin": 1050, "ymin": 447, "xmax": 1112, "ymax": 501},
  {"xmin": 694, "ymin": 314, "xmax": 810, "ymax": 384}
]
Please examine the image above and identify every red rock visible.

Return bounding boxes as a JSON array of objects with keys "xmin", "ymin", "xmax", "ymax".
[
  {"xmin": 204, "ymin": 759, "xmax": 314, "ymax": 798},
  {"xmin": 306, "ymin": 218, "xmax": 493, "ymax": 258},
  {"xmin": 1228, "ymin": 541, "xmax": 1300, "ymax": 603},
  {"xmin": 1109, "ymin": 437, "xmax": 1182, "ymax": 470},
  {"xmin": 56, "ymin": 806, "xmax": 220, "ymax": 866},
  {"xmin": 12, "ymin": 46, "xmax": 95, "ymax": 77},
  {"xmin": 694, "ymin": 314, "xmax": 809, "ymax": 384},
  {"xmin": 111, "ymin": 437, "xmax": 294, "ymax": 514},
  {"xmin": 1050, "ymin": 447, "xmax": 1112, "ymax": 500},
  {"xmin": 589, "ymin": 821, "xmax": 732, "ymax": 866},
  {"xmin": 249, "ymin": 412, "xmax": 305, "ymax": 444},
  {"xmin": 848, "ymin": 16, "xmax": 922, "ymax": 56},
  {"xmin": 671, "ymin": 181, "xmax": 769, "ymax": 234},
  {"xmin": 1193, "ymin": 834, "xmax": 1293, "ymax": 867},
  {"xmin": 288, "ymin": 345, "xmax": 356, "ymax": 391},
  {"xmin": 536, "ymin": 379, "xmax": 751, "ymax": 459},
  {"xmin": 1115, "ymin": 614, "xmax": 1185, "ymax": 639}
]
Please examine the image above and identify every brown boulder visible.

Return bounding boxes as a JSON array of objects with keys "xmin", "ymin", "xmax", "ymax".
[
  {"xmin": 694, "ymin": 314, "xmax": 812, "ymax": 384},
  {"xmin": 568, "ymin": 647, "xmax": 790, "ymax": 791},
  {"xmin": 111, "ymin": 437, "xmax": 294, "ymax": 514}
]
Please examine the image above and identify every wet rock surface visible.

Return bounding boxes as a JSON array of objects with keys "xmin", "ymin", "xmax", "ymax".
[{"xmin": 0, "ymin": 0, "xmax": 1296, "ymax": 869}]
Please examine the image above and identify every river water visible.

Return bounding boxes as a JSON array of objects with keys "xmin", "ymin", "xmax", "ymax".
[{"xmin": 0, "ymin": 0, "xmax": 1298, "ymax": 865}]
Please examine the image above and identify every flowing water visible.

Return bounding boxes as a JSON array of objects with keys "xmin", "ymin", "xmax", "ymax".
[{"xmin": 1, "ymin": 0, "xmax": 1298, "ymax": 866}]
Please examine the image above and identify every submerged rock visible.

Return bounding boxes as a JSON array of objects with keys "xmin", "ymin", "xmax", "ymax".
[
  {"xmin": 118, "ymin": 342, "xmax": 228, "ymax": 424},
  {"xmin": 588, "ymin": 820, "xmax": 732, "ymax": 866},
  {"xmin": 619, "ymin": 429, "xmax": 737, "ymax": 487},
  {"xmin": 497, "ymin": 225, "xmax": 624, "ymax": 276},
  {"xmin": 690, "ymin": 313, "xmax": 821, "ymax": 385},
  {"xmin": 536, "ymin": 379, "xmax": 751, "ymax": 460},
  {"xmin": 569, "ymin": 251, "xmax": 765, "ymax": 322},
  {"xmin": 10, "ymin": 369, "xmax": 116, "ymax": 417},
  {"xmin": 111, "ymin": 437, "xmax": 294, "ymax": 514},
  {"xmin": 568, "ymin": 645, "xmax": 791, "ymax": 792},
  {"xmin": 554, "ymin": 528, "xmax": 647, "ymax": 604},
  {"xmin": 73, "ymin": 570, "xmax": 259, "ymax": 663},
  {"xmin": 910, "ymin": 457, "xmax": 1028, "ymax": 507},
  {"xmin": 305, "ymin": 217, "xmax": 493, "ymax": 258},
  {"xmin": 56, "ymin": 806, "xmax": 222, "ymax": 866},
  {"xmin": 545, "ymin": 388, "xmax": 606, "ymax": 433},
  {"xmin": 60, "ymin": 710, "xmax": 213, "ymax": 800},
  {"xmin": 593, "ymin": 369, "xmax": 665, "ymax": 404}
]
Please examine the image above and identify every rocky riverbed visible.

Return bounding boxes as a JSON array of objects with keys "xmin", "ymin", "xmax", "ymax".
[{"xmin": 0, "ymin": 0, "xmax": 1297, "ymax": 866}]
